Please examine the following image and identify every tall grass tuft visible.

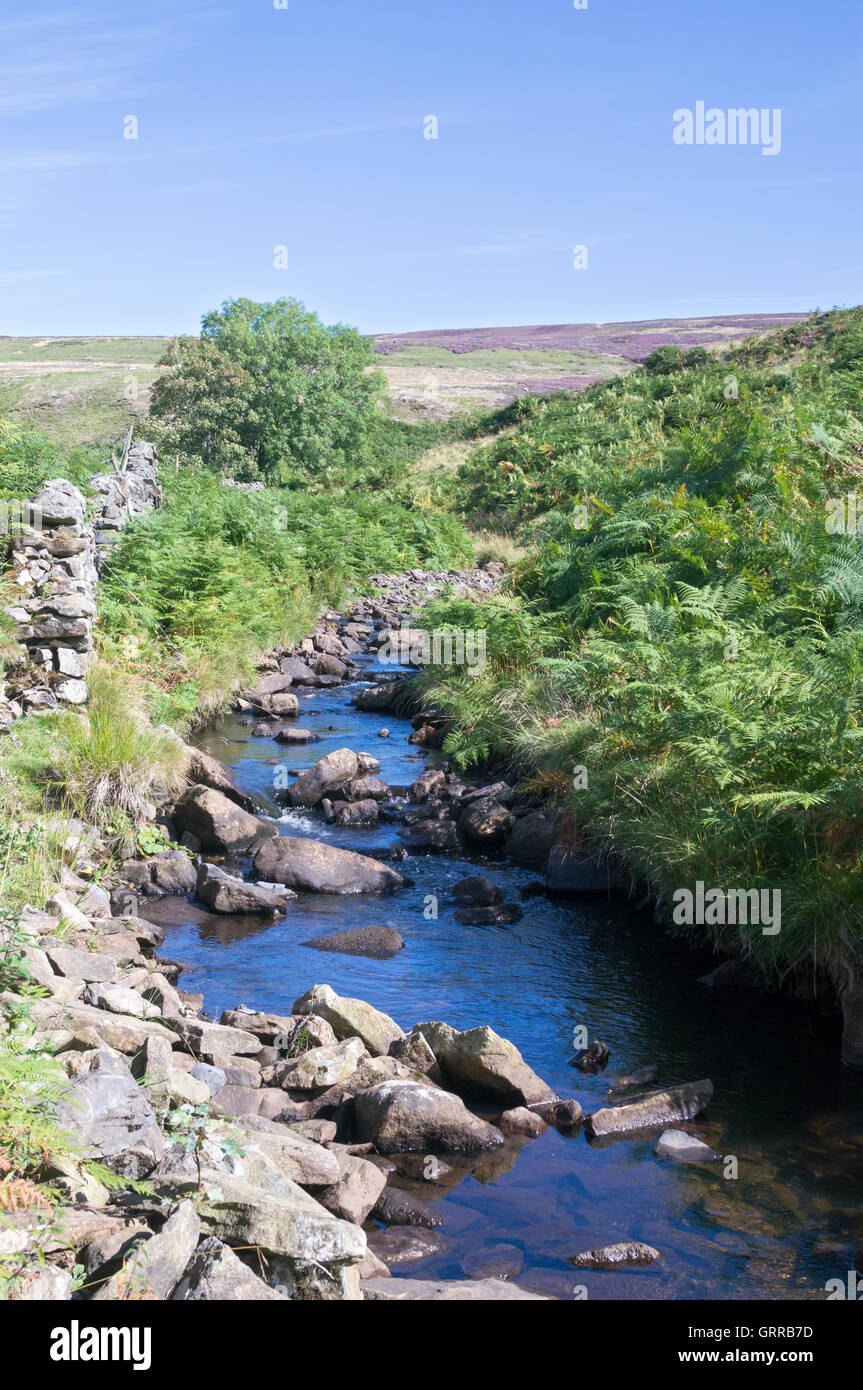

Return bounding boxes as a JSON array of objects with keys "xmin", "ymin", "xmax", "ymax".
[{"xmin": 56, "ymin": 664, "xmax": 189, "ymax": 826}]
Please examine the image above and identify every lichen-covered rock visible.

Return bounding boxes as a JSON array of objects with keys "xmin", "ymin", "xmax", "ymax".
[
  {"xmin": 275, "ymin": 1037, "xmax": 367, "ymax": 1091},
  {"xmin": 175, "ymin": 1171, "xmax": 366, "ymax": 1275},
  {"xmin": 416, "ymin": 1022, "xmax": 555, "ymax": 1105},
  {"xmin": 293, "ymin": 984, "xmax": 404, "ymax": 1055}
]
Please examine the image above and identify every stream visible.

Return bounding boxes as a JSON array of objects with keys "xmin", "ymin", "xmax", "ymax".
[{"xmin": 144, "ymin": 650, "xmax": 863, "ymax": 1301}]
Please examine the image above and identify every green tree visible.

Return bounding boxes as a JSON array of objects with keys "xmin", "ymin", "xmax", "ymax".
[
  {"xmin": 147, "ymin": 338, "xmax": 258, "ymax": 478},
  {"xmin": 149, "ymin": 298, "xmax": 386, "ymax": 482}
]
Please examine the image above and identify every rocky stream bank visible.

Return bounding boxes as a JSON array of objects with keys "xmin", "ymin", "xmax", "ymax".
[{"xmin": 0, "ymin": 571, "xmax": 736, "ymax": 1302}]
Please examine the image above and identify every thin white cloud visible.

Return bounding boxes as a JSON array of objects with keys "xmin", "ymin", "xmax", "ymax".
[
  {"xmin": 0, "ymin": 269, "xmax": 69, "ymax": 288},
  {"xmin": 0, "ymin": 151, "xmax": 107, "ymax": 175},
  {"xmin": 0, "ymin": 4, "xmax": 221, "ymax": 114}
]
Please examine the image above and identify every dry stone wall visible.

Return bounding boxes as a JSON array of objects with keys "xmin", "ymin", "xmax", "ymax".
[{"xmin": 0, "ymin": 442, "xmax": 160, "ymax": 731}]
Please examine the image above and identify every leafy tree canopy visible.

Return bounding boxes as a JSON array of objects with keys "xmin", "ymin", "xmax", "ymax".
[{"xmin": 149, "ymin": 297, "xmax": 386, "ymax": 483}]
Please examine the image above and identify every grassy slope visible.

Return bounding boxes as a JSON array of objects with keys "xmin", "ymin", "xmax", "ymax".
[
  {"xmin": 0, "ymin": 338, "xmax": 169, "ymax": 449},
  {"xmin": 0, "ymin": 316, "xmax": 797, "ymax": 441},
  {"xmin": 416, "ymin": 308, "xmax": 863, "ymax": 994}
]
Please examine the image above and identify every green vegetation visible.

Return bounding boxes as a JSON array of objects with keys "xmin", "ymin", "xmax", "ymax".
[
  {"xmin": 419, "ymin": 308, "xmax": 863, "ymax": 993},
  {"xmin": 0, "ymin": 339, "xmax": 168, "ymax": 451},
  {"xmin": 149, "ymin": 298, "xmax": 387, "ymax": 484},
  {"xmin": 98, "ymin": 465, "xmax": 470, "ymax": 725},
  {"xmin": 56, "ymin": 665, "xmax": 189, "ymax": 828},
  {"xmin": 3, "ymin": 301, "xmax": 862, "ymax": 1019},
  {"xmin": 0, "ymin": 418, "xmax": 100, "ymax": 500}
]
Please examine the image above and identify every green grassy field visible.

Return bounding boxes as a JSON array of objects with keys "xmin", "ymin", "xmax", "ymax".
[
  {"xmin": 0, "ymin": 322, "xmax": 764, "ymax": 445},
  {"xmin": 0, "ymin": 337, "xmax": 171, "ymax": 449}
]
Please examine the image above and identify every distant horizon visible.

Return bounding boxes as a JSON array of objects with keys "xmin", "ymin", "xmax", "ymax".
[{"xmin": 0, "ymin": 307, "xmax": 823, "ymax": 342}]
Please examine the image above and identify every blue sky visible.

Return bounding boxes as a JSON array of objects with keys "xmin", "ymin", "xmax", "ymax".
[{"xmin": 1, "ymin": 0, "xmax": 860, "ymax": 336}]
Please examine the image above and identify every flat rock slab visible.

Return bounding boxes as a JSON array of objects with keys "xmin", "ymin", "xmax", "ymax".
[
  {"xmin": 26, "ymin": 997, "xmax": 177, "ymax": 1053},
  {"xmin": 301, "ymin": 924, "xmax": 405, "ymax": 959},
  {"xmin": 587, "ymin": 1080, "xmax": 714, "ymax": 1138},
  {"xmin": 196, "ymin": 862, "xmax": 293, "ymax": 916},
  {"xmin": 361, "ymin": 1276, "xmax": 545, "ymax": 1300},
  {"xmin": 254, "ymin": 836, "xmax": 405, "ymax": 895},
  {"xmin": 175, "ymin": 1170, "xmax": 366, "ymax": 1268}
]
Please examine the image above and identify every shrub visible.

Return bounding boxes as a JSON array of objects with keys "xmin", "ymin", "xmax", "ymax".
[{"xmin": 643, "ymin": 344, "xmax": 687, "ymax": 374}]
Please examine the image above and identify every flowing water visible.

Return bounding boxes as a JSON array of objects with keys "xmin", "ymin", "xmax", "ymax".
[{"xmin": 145, "ymin": 654, "xmax": 863, "ymax": 1300}]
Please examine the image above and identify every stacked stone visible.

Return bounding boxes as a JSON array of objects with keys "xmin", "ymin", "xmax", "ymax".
[
  {"xmin": 0, "ymin": 443, "xmax": 160, "ymax": 730},
  {"xmin": 89, "ymin": 441, "xmax": 162, "ymax": 558}
]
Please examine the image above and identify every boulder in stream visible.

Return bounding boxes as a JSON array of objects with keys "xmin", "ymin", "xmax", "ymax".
[
  {"xmin": 416, "ymin": 1021, "xmax": 556, "ymax": 1106},
  {"xmin": 173, "ymin": 785, "xmax": 278, "ymax": 854},
  {"xmin": 453, "ymin": 903, "xmax": 523, "ymax": 926},
  {"xmin": 451, "ymin": 875, "xmax": 503, "ymax": 906},
  {"xmin": 196, "ymin": 862, "xmax": 294, "ymax": 916},
  {"xmin": 283, "ymin": 748, "xmax": 358, "ymax": 807},
  {"xmin": 569, "ymin": 1241, "xmax": 660, "ymax": 1269},
  {"xmin": 353, "ymin": 1079, "xmax": 504, "ymax": 1155},
  {"xmin": 301, "ymin": 924, "xmax": 405, "ymax": 959},
  {"xmin": 587, "ymin": 1080, "xmax": 714, "ymax": 1138},
  {"xmin": 459, "ymin": 797, "xmax": 513, "ymax": 844},
  {"xmin": 654, "ymin": 1129, "xmax": 723, "ymax": 1163},
  {"xmin": 273, "ymin": 727, "xmax": 321, "ymax": 745},
  {"xmin": 253, "ymin": 836, "xmax": 405, "ymax": 895}
]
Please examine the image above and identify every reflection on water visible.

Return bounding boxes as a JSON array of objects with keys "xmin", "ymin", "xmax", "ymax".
[{"xmin": 145, "ymin": 664, "xmax": 863, "ymax": 1300}]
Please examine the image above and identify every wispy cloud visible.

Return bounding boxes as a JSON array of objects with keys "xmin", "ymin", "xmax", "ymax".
[
  {"xmin": 451, "ymin": 234, "xmax": 558, "ymax": 258},
  {"xmin": 0, "ymin": 4, "xmax": 218, "ymax": 114},
  {"xmin": 0, "ymin": 269, "xmax": 69, "ymax": 289},
  {"xmin": 0, "ymin": 151, "xmax": 107, "ymax": 176}
]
